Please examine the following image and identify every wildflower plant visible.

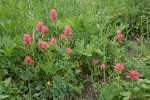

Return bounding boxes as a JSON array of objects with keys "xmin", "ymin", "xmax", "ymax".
[
  {"xmin": 21, "ymin": 9, "xmax": 81, "ymax": 99},
  {"xmin": 1, "ymin": 0, "xmax": 149, "ymax": 99}
]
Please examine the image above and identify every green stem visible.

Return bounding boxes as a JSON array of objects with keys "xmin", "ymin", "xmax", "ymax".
[
  {"xmin": 103, "ymin": 69, "xmax": 106, "ymax": 82},
  {"xmin": 131, "ymin": 79, "xmax": 134, "ymax": 99},
  {"xmin": 87, "ymin": 58, "xmax": 93, "ymax": 78},
  {"xmin": 117, "ymin": 73, "xmax": 122, "ymax": 95},
  {"xmin": 94, "ymin": 65, "xmax": 96, "ymax": 76},
  {"xmin": 55, "ymin": 21, "xmax": 57, "ymax": 35},
  {"xmin": 103, "ymin": 38, "xmax": 106, "ymax": 82}
]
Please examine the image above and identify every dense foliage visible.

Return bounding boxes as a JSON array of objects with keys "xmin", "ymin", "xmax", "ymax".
[{"xmin": 0, "ymin": 0, "xmax": 150, "ymax": 99}]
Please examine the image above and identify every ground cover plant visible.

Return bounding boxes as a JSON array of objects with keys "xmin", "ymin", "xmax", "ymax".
[{"xmin": 0, "ymin": 0, "xmax": 150, "ymax": 100}]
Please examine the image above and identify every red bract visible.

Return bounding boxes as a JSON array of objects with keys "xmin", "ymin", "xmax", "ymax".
[
  {"xmin": 66, "ymin": 48, "xmax": 72, "ymax": 54},
  {"xmin": 117, "ymin": 30, "xmax": 123, "ymax": 40},
  {"xmin": 50, "ymin": 9, "xmax": 58, "ymax": 20},
  {"xmin": 114, "ymin": 63, "xmax": 124, "ymax": 72},
  {"xmin": 100, "ymin": 64, "xmax": 106, "ymax": 70},
  {"xmin": 36, "ymin": 22, "xmax": 48, "ymax": 34},
  {"xmin": 24, "ymin": 56, "xmax": 32, "ymax": 64},
  {"xmin": 23, "ymin": 34, "xmax": 32, "ymax": 45},
  {"xmin": 41, "ymin": 26, "xmax": 48, "ymax": 34},
  {"xmin": 60, "ymin": 34, "xmax": 66, "ymax": 41},
  {"xmin": 127, "ymin": 70, "xmax": 139, "ymax": 80},
  {"xmin": 36, "ymin": 22, "xmax": 43, "ymax": 27},
  {"xmin": 38, "ymin": 41, "xmax": 49, "ymax": 49},
  {"xmin": 36, "ymin": 22, "xmax": 43, "ymax": 32},
  {"xmin": 64, "ymin": 25, "xmax": 72, "ymax": 35},
  {"xmin": 92, "ymin": 60, "xmax": 98, "ymax": 65},
  {"xmin": 50, "ymin": 38, "xmax": 57, "ymax": 45}
]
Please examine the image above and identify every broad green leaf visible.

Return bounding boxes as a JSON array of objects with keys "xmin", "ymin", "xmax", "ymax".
[
  {"xmin": 0, "ymin": 86, "xmax": 5, "ymax": 93},
  {"xmin": 93, "ymin": 49, "xmax": 102, "ymax": 54},
  {"xmin": 132, "ymin": 87, "xmax": 140, "ymax": 93},
  {"xmin": 144, "ymin": 93, "xmax": 150, "ymax": 97},
  {"xmin": 144, "ymin": 79, "xmax": 150, "ymax": 84},
  {"xmin": 141, "ymin": 83, "xmax": 150, "ymax": 89},
  {"xmin": 0, "ymin": 49, "xmax": 4, "ymax": 53},
  {"xmin": 0, "ymin": 95, "xmax": 9, "ymax": 99},
  {"xmin": 122, "ymin": 97, "xmax": 130, "ymax": 100},
  {"xmin": 83, "ymin": 51, "xmax": 92, "ymax": 56},
  {"xmin": 35, "ymin": 83, "xmax": 42, "ymax": 91},
  {"xmin": 121, "ymin": 91, "xmax": 131, "ymax": 97},
  {"xmin": 3, "ymin": 77, "xmax": 11, "ymax": 87}
]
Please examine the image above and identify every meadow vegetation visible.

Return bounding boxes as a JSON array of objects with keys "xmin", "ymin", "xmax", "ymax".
[{"xmin": 0, "ymin": 0, "xmax": 150, "ymax": 99}]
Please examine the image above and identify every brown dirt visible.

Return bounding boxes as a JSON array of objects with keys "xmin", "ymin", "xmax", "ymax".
[{"xmin": 79, "ymin": 81, "xmax": 97, "ymax": 100}]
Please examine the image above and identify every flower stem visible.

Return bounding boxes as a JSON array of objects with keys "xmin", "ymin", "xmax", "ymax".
[{"xmin": 103, "ymin": 69, "xmax": 106, "ymax": 82}]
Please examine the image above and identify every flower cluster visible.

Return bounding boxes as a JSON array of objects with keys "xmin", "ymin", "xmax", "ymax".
[
  {"xmin": 66, "ymin": 48, "xmax": 72, "ymax": 54},
  {"xmin": 64, "ymin": 25, "xmax": 72, "ymax": 35},
  {"xmin": 38, "ymin": 41, "xmax": 49, "ymax": 49},
  {"xmin": 36, "ymin": 22, "xmax": 48, "ymax": 34},
  {"xmin": 92, "ymin": 60, "xmax": 99, "ymax": 65},
  {"xmin": 91, "ymin": 60, "xmax": 107, "ymax": 70},
  {"xmin": 23, "ymin": 9, "xmax": 139, "ymax": 81},
  {"xmin": 91, "ymin": 61, "xmax": 139, "ymax": 80},
  {"xmin": 23, "ymin": 34, "xmax": 32, "ymax": 45},
  {"xmin": 127, "ymin": 70, "xmax": 139, "ymax": 80},
  {"xmin": 114, "ymin": 63, "xmax": 124, "ymax": 72},
  {"xmin": 23, "ymin": 9, "xmax": 72, "ymax": 64},
  {"xmin": 60, "ymin": 34, "xmax": 66, "ymax": 41},
  {"xmin": 117, "ymin": 30, "xmax": 123, "ymax": 40},
  {"xmin": 50, "ymin": 38, "xmax": 57, "ymax": 45},
  {"xmin": 50, "ymin": 9, "xmax": 58, "ymax": 20},
  {"xmin": 24, "ymin": 56, "xmax": 32, "ymax": 64},
  {"xmin": 100, "ymin": 64, "xmax": 106, "ymax": 70}
]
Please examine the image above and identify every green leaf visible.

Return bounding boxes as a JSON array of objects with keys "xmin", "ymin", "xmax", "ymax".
[
  {"xmin": 4, "ymin": 47, "xmax": 13, "ymax": 57},
  {"xmin": 33, "ymin": 93, "xmax": 41, "ymax": 97},
  {"xmin": 144, "ymin": 93, "xmax": 150, "ymax": 97},
  {"xmin": 0, "ymin": 49, "xmax": 4, "ymax": 53},
  {"xmin": 83, "ymin": 51, "xmax": 92, "ymax": 56},
  {"xmin": 93, "ymin": 49, "xmax": 102, "ymax": 54},
  {"xmin": 35, "ymin": 83, "xmax": 42, "ymax": 91},
  {"xmin": 0, "ymin": 85, "xmax": 5, "ymax": 93},
  {"xmin": 39, "ymin": 62, "xmax": 59, "ymax": 75},
  {"xmin": 141, "ymin": 83, "xmax": 150, "ymax": 89},
  {"xmin": 7, "ymin": 19, "xmax": 11, "ymax": 24},
  {"xmin": 144, "ymin": 79, "xmax": 150, "ymax": 84},
  {"xmin": 132, "ymin": 87, "xmax": 140, "ymax": 93},
  {"xmin": 137, "ymin": 79, "xmax": 144, "ymax": 86},
  {"xmin": 75, "ymin": 39, "xmax": 84, "ymax": 49},
  {"xmin": 19, "ymin": 70, "xmax": 34, "ymax": 81},
  {"xmin": 121, "ymin": 91, "xmax": 131, "ymax": 97},
  {"xmin": 0, "ymin": 21, "xmax": 4, "ymax": 27},
  {"xmin": 3, "ymin": 77, "xmax": 11, "ymax": 87},
  {"xmin": 68, "ymin": 83, "xmax": 81, "ymax": 94},
  {"xmin": 99, "ymin": 82, "xmax": 119, "ymax": 100},
  {"xmin": 0, "ymin": 95, "xmax": 9, "ymax": 99},
  {"xmin": 122, "ymin": 97, "xmax": 130, "ymax": 100}
]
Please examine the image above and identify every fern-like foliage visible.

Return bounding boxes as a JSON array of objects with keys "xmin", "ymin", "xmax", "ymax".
[{"xmin": 99, "ymin": 82, "xmax": 119, "ymax": 100}]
